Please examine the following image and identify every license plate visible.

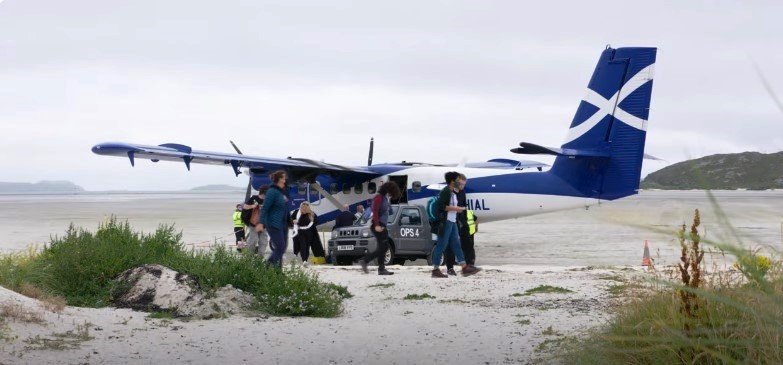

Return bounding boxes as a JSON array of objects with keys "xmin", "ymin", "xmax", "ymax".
[{"xmin": 337, "ymin": 245, "xmax": 354, "ymax": 251}]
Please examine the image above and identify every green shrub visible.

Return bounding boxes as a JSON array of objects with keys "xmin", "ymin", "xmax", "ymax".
[{"xmin": 0, "ymin": 218, "xmax": 346, "ymax": 318}]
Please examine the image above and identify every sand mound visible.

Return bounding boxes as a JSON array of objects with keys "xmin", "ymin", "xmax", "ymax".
[{"xmin": 113, "ymin": 264, "xmax": 255, "ymax": 319}]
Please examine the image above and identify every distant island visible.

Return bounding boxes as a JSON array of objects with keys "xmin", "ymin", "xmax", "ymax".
[
  {"xmin": 641, "ymin": 151, "xmax": 783, "ymax": 190},
  {"xmin": 0, "ymin": 180, "xmax": 85, "ymax": 193},
  {"xmin": 190, "ymin": 184, "xmax": 245, "ymax": 191}
]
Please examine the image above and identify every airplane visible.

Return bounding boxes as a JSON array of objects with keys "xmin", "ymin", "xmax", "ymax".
[{"xmin": 92, "ymin": 46, "xmax": 657, "ymax": 230}]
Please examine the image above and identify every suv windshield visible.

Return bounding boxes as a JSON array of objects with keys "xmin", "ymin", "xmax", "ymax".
[{"xmin": 358, "ymin": 206, "xmax": 399, "ymax": 226}]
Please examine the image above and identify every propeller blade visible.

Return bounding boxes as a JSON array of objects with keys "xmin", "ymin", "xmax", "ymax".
[
  {"xmin": 368, "ymin": 137, "xmax": 374, "ymax": 166},
  {"xmin": 229, "ymin": 141, "xmax": 252, "ymax": 201},
  {"xmin": 229, "ymin": 140, "xmax": 244, "ymax": 155}
]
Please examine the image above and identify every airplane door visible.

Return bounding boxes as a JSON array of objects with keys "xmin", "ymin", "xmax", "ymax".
[{"xmin": 388, "ymin": 175, "xmax": 408, "ymax": 203}]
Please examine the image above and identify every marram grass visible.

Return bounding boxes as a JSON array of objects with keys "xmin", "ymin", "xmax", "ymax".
[
  {"xmin": 0, "ymin": 218, "xmax": 348, "ymax": 318},
  {"xmin": 562, "ymin": 207, "xmax": 783, "ymax": 365}
]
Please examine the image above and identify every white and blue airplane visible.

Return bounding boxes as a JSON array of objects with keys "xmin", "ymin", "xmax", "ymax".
[{"xmin": 92, "ymin": 46, "xmax": 657, "ymax": 230}]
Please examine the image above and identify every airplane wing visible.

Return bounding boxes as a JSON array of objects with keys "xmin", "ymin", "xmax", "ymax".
[{"xmin": 91, "ymin": 142, "xmax": 379, "ymax": 180}]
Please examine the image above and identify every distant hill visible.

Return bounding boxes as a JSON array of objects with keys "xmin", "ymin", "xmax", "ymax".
[
  {"xmin": 190, "ymin": 184, "xmax": 245, "ymax": 191},
  {"xmin": 641, "ymin": 151, "xmax": 783, "ymax": 190},
  {"xmin": 0, "ymin": 180, "xmax": 85, "ymax": 193}
]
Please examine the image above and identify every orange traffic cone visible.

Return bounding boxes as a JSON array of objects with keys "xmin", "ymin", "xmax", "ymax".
[{"xmin": 641, "ymin": 240, "xmax": 652, "ymax": 267}]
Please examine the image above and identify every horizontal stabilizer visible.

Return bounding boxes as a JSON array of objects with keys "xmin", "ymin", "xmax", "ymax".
[{"xmin": 510, "ymin": 142, "xmax": 610, "ymax": 158}]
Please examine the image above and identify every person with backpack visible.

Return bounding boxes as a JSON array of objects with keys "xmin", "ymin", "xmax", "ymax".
[
  {"xmin": 259, "ymin": 170, "xmax": 291, "ymax": 268},
  {"xmin": 358, "ymin": 181, "xmax": 401, "ymax": 276},
  {"xmin": 430, "ymin": 171, "xmax": 481, "ymax": 278},
  {"xmin": 242, "ymin": 186, "xmax": 269, "ymax": 256},
  {"xmin": 232, "ymin": 204, "xmax": 246, "ymax": 252},
  {"xmin": 443, "ymin": 174, "xmax": 478, "ymax": 275}
]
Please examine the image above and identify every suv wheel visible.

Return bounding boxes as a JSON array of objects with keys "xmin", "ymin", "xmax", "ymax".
[{"xmin": 381, "ymin": 244, "xmax": 395, "ymax": 267}]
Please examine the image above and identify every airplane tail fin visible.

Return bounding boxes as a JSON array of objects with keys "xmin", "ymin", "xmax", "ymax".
[{"xmin": 513, "ymin": 46, "xmax": 657, "ymax": 200}]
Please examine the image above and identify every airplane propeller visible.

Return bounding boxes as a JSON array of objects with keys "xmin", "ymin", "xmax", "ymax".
[
  {"xmin": 368, "ymin": 137, "xmax": 374, "ymax": 166},
  {"xmin": 230, "ymin": 140, "xmax": 253, "ymax": 202}
]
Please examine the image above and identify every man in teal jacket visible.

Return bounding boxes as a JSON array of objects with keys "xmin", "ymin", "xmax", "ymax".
[{"xmin": 259, "ymin": 170, "xmax": 290, "ymax": 268}]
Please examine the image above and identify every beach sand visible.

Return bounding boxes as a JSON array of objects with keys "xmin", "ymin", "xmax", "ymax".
[{"xmin": 0, "ymin": 264, "xmax": 639, "ymax": 364}]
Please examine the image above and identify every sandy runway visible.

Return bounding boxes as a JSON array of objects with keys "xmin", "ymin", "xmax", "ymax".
[{"xmin": 0, "ymin": 264, "xmax": 638, "ymax": 365}]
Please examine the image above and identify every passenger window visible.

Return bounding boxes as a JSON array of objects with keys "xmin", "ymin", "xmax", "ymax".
[
  {"xmin": 354, "ymin": 183, "xmax": 363, "ymax": 194},
  {"xmin": 342, "ymin": 183, "xmax": 351, "ymax": 195},
  {"xmin": 412, "ymin": 181, "xmax": 422, "ymax": 193},
  {"xmin": 400, "ymin": 208, "xmax": 422, "ymax": 226},
  {"xmin": 368, "ymin": 182, "xmax": 377, "ymax": 194},
  {"xmin": 330, "ymin": 183, "xmax": 339, "ymax": 194},
  {"xmin": 297, "ymin": 183, "xmax": 306, "ymax": 196}
]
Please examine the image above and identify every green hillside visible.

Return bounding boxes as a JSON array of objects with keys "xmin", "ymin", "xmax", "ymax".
[{"xmin": 641, "ymin": 152, "xmax": 783, "ymax": 190}]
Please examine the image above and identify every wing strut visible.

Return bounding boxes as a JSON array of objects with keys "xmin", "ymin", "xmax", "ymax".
[{"xmin": 309, "ymin": 182, "xmax": 348, "ymax": 212}]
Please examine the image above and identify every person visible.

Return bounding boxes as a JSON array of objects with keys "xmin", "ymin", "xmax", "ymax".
[
  {"xmin": 358, "ymin": 181, "xmax": 401, "ymax": 276},
  {"xmin": 444, "ymin": 174, "xmax": 478, "ymax": 275},
  {"xmin": 232, "ymin": 204, "xmax": 246, "ymax": 252},
  {"xmin": 291, "ymin": 202, "xmax": 326, "ymax": 264},
  {"xmin": 354, "ymin": 205, "xmax": 365, "ymax": 220},
  {"xmin": 242, "ymin": 186, "xmax": 269, "ymax": 256},
  {"xmin": 431, "ymin": 171, "xmax": 481, "ymax": 278},
  {"xmin": 259, "ymin": 170, "xmax": 290, "ymax": 268},
  {"xmin": 333, "ymin": 204, "xmax": 356, "ymax": 229}
]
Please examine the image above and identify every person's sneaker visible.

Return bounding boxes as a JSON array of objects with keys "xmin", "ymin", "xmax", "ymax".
[
  {"xmin": 447, "ymin": 268, "xmax": 457, "ymax": 276},
  {"xmin": 378, "ymin": 269, "xmax": 394, "ymax": 276},
  {"xmin": 461, "ymin": 265, "xmax": 482, "ymax": 277},
  {"xmin": 359, "ymin": 259, "xmax": 369, "ymax": 274},
  {"xmin": 431, "ymin": 269, "xmax": 448, "ymax": 278}
]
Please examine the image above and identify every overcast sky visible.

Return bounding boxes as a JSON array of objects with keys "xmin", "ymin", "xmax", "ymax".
[{"xmin": 1, "ymin": 0, "xmax": 782, "ymax": 190}]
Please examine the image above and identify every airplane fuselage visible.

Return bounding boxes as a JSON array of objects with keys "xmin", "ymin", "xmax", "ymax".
[{"xmin": 277, "ymin": 164, "xmax": 598, "ymax": 230}]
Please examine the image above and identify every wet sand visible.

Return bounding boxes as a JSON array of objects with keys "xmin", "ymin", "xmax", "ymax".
[{"xmin": 1, "ymin": 190, "xmax": 782, "ymax": 266}]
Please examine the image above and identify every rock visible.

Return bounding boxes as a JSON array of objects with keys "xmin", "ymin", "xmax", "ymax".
[{"xmin": 113, "ymin": 264, "xmax": 256, "ymax": 319}]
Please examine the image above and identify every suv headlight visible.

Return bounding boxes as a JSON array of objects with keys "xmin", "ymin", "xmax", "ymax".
[
  {"xmin": 331, "ymin": 230, "xmax": 337, "ymax": 239},
  {"xmin": 360, "ymin": 228, "xmax": 371, "ymax": 238}
]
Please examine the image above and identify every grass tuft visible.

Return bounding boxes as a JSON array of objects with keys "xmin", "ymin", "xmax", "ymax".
[
  {"xmin": 523, "ymin": 285, "xmax": 574, "ymax": 296},
  {"xmin": 367, "ymin": 283, "xmax": 395, "ymax": 289},
  {"xmin": 404, "ymin": 293, "xmax": 436, "ymax": 300}
]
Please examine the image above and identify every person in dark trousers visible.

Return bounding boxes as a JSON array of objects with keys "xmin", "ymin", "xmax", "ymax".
[
  {"xmin": 431, "ymin": 171, "xmax": 481, "ymax": 278},
  {"xmin": 358, "ymin": 181, "xmax": 401, "ymax": 276},
  {"xmin": 242, "ymin": 186, "xmax": 269, "ymax": 256},
  {"xmin": 232, "ymin": 204, "xmax": 246, "ymax": 252},
  {"xmin": 291, "ymin": 202, "xmax": 326, "ymax": 264},
  {"xmin": 259, "ymin": 170, "xmax": 290, "ymax": 268},
  {"xmin": 444, "ymin": 174, "xmax": 478, "ymax": 275},
  {"xmin": 333, "ymin": 204, "xmax": 356, "ymax": 229}
]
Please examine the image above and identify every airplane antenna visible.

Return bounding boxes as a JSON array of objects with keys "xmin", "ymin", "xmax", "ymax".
[{"xmin": 368, "ymin": 137, "xmax": 374, "ymax": 166}]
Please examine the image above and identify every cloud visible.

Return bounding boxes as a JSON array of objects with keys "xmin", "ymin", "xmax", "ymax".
[{"xmin": 1, "ymin": 0, "xmax": 782, "ymax": 189}]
